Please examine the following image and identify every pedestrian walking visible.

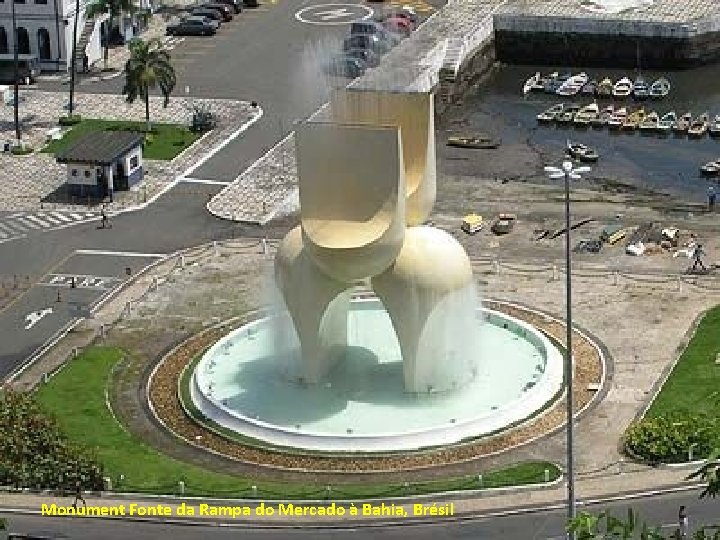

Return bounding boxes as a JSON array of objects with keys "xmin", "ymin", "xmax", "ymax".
[
  {"xmin": 71, "ymin": 480, "xmax": 86, "ymax": 511},
  {"xmin": 100, "ymin": 206, "xmax": 111, "ymax": 229},
  {"xmin": 709, "ymin": 186, "xmax": 717, "ymax": 212},
  {"xmin": 678, "ymin": 505, "xmax": 689, "ymax": 538},
  {"xmin": 691, "ymin": 244, "xmax": 707, "ymax": 273}
]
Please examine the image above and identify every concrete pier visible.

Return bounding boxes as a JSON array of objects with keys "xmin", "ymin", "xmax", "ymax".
[{"xmin": 494, "ymin": 0, "xmax": 720, "ymax": 68}]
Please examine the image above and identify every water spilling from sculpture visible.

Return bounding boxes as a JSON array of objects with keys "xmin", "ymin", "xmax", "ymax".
[{"xmin": 190, "ymin": 90, "xmax": 565, "ymax": 452}]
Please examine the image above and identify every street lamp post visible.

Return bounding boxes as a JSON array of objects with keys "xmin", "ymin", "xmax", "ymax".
[{"xmin": 544, "ymin": 159, "xmax": 591, "ymax": 538}]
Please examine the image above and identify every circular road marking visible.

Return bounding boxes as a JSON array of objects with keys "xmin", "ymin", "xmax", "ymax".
[{"xmin": 295, "ymin": 3, "xmax": 374, "ymax": 25}]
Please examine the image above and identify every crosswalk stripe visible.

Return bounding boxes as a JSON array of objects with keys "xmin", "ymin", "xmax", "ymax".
[
  {"xmin": 50, "ymin": 212, "xmax": 73, "ymax": 223},
  {"xmin": 16, "ymin": 217, "xmax": 40, "ymax": 229},
  {"xmin": 0, "ymin": 230, "xmax": 7, "ymax": 238},
  {"xmin": 24, "ymin": 215, "xmax": 53, "ymax": 228},
  {"xmin": 0, "ymin": 222, "xmax": 16, "ymax": 235},
  {"xmin": 0, "ymin": 220, "xmax": 27, "ymax": 234},
  {"xmin": 69, "ymin": 213, "xmax": 83, "ymax": 220},
  {"xmin": 37, "ymin": 213, "xmax": 62, "ymax": 225}
]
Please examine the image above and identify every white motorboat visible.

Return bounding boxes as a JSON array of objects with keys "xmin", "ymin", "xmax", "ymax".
[
  {"xmin": 607, "ymin": 106, "xmax": 627, "ymax": 129},
  {"xmin": 536, "ymin": 103, "xmax": 564, "ymax": 123},
  {"xmin": 700, "ymin": 160, "xmax": 720, "ymax": 176},
  {"xmin": 566, "ymin": 140, "xmax": 599, "ymax": 162},
  {"xmin": 573, "ymin": 102, "xmax": 600, "ymax": 126},
  {"xmin": 592, "ymin": 104, "xmax": 614, "ymax": 128},
  {"xmin": 657, "ymin": 111, "xmax": 676, "ymax": 133},
  {"xmin": 523, "ymin": 72, "xmax": 541, "ymax": 95},
  {"xmin": 556, "ymin": 72, "xmax": 588, "ymax": 96},
  {"xmin": 612, "ymin": 77, "xmax": 633, "ymax": 98},
  {"xmin": 649, "ymin": 77, "xmax": 671, "ymax": 99}
]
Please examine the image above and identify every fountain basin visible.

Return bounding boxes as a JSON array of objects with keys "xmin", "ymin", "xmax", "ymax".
[{"xmin": 189, "ymin": 298, "xmax": 564, "ymax": 452}]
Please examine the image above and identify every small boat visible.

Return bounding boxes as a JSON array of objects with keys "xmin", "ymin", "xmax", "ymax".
[
  {"xmin": 657, "ymin": 111, "xmax": 676, "ymax": 133},
  {"xmin": 596, "ymin": 77, "xmax": 613, "ymax": 98},
  {"xmin": 607, "ymin": 106, "xmax": 627, "ymax": 130},
  {"xmin": 688, "ymin": 112, "xmax": 709, "ymax": 138},
  {"xmin": 447, "ymin": 135, "xmax": 500, "ymax": 149},
  {"xmin": 556, "ymin": 103, "xmax": 580, "ymax": 124},
  {"xmin": 622, "ymin": 107, "xmax": 645, "ymax": 130},
  {"xmin": 633, "ymin": 76, "xmax": 650, "ymax": 100},
  {"xmin": 461, "ymin": 213, "xmax": 483, "ymax": 234},
  {"xmin": 700, "ymin": 160, "xmax": 720, "ymax": 176},
  {"xmin": 544, "ymin": 72, "xmax": 570, "ymax": 94},
  {"xmin": 709, "ymin": 115, "xmax": 720, "ymax": 137},
  {"xmin": 556, "ymin": 72, "xmax": 588, "ymax": 96},
  {"xmin": 639, "ymin": 111, "xmax": 659, "ymax": 132},
  {"xmin": 532, "ymin": 72, "xmax": 556, "ymax": 92},
  {"xmin": 580, "ymin": 80, "xmax": 597, "ymax": 96},
  {"xmin": 649, "ymin": 77, "xmax": 671, "ymax": 99},
  {"xmin": 566, "ymin": 140, "xmax": 599, "ymax": 162},
  {"xmin": 573, "ymin": 102, "xmax": 599, "ymax": 127},
  {"xmin": 592, "ymin": 105, "xmax": 614, "ymax": 128},
  {"xmin": 612, "ymin": 77, "xmax": 633, "ymax": 98},
  {"xmin": 536, "ymin": 103, "xmax": 564, "ymax": 123},
  {"xmin": 523, "ymin": 72, "xmax": 541, "ymax": 95},
  {"xmin": 673, "ymin": 112, "xmax": 692, "ymax": 134},
  {"xmin": 491, "ymin": 217, "xmax": 514, "ymax": 235}
]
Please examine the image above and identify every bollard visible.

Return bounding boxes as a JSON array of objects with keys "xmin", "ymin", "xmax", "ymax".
[
  {"xmin": 677, "ymin": 276, "xmax": 682, "ymax": 292},
  {"xmin": 544, "ymin": 469, "xmax": 550, "ymax": 483},
  {"xmin": 552, "ymin": 265, "xmax": 558, "ymax": 281},
  {"xmin": 99, "ymin": 324, "xmax": 105, "ymax": 340},
  {"xmin": 179, "ymin": 254, "xmax": 186, "ymax": 268},
  {"xmin": 118, "ymin": 474, "xmax": 125, "ymax": 486},
  {"xmin": 618, "ymin": 458, "xmax": 625, "ymax": 475},
  {"xmin": 152, "ymin": 277, "xmax": 158, "ymax": 291},
  {"xmin": 477, "ymin": 474, "xmax": 483, "ymax": 488},
  {"xmin": 178, "ymin": 480, "xmax": 185, "ymax": 495},
  {"xmin": 261, "ymin": 237, "xmax": 268, "ymax": 255},
  {"xmin": 325, "ymin": 485, "xmax": 332, "ymax": 498},
  {"xmin": 42, "ymin": 372, "xmax": 49, "ymax": 384},
  {"xmin": 103, "ymin": 477, "xmax": 113, "ymax": 491},
  {"xmin": 125, "ymin": 301, "xmax": 132, "ymax": 316},
  {"xmin": 493, "ymin": 260, "xmax": 500, "ymax": 274},
  {"xmin": 251, "ymin": 485, "xmax": 257, "ymax": 497},
  {"xmin": 72, "ymin": 347, "xmax": 79, "ymax": 358},
  {"xmin": 56, "ymin": 288, "xmax": 62, "ymax": 303},
  {"xmin": 613, "ymin": 271, "xmax": 619, "ymax": 286},
  {"xmin": 213, "ymin": 240, "xmax": 219, "ymax": 257},
  {"xmin": 403, "ymin": 481, "xmax": 410, "ymax": 494}
]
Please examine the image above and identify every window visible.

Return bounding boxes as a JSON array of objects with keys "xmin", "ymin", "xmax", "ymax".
[
  {"xmin": 35, "ymin": 0, "xmax": 47, "ymax": 4},
  {"xmin": 37, "ymin": 28, "xmax": 50, "ymax": 59},
  {"xmin": 0, "ymin": 28, "xmax": 7, "ymax": 55},
  {"xmin": 71, "ymin": 169, "xmax": 78, "ymax": 176},
  {"xmin": 84, "ymin": 170, "xmax": 91, "ymax": 177},
  {"xmin": 129, "ymin": 155, "xmax": 138, "ymax": 169},
  {"xmin": 14, "ymin": 0, "xmax": 25, "ymax": 4},
  {"xmin": 16, "ymin": 27, "xmax": 30, "ymax": 55}
]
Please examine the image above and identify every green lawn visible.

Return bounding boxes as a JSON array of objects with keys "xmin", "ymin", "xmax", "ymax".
[
  {"xmin": 33, "ymin": 346, "xmax": 560, "ymax": 499},
  {"xmin": 42, "ymin": 119, "xmax": 200, "ymax": 160},
  {"xmin": 646, "ymin": 305, "xmax": 720, "ymax": 418}
]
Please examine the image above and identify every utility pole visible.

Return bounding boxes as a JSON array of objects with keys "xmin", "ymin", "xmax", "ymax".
[
  {"xmin": 68, "ymin": 0, "xmax": 81, "ymax": 115},
  {"xmin": 10, "ymin": 0, "xmax": 20, "ymax": 142}
]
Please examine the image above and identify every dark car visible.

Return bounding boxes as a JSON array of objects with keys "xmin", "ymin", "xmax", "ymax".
[
  {"xmin": 325, "ymin": 56, "xmax": 366, "ymax": 78},
  {"xmin": 189, "ymin": 7, "xmax": 224, "ymax": 23},
  {"xmin": 199, "ymin": 3, "xmax": 233, "ymax": 20},
  {"xmin": 166, "ymin": 16, "xmax": 219, "ymax": 36},
  {"xmin": 350, "ymin": 20, "xmax": 402, "ymax": 46},
  {"xmin": 212, "ymin": 0, "xmax": 243, "ymax": 13},
  {"xmin": 342, "ymin": 34, "xmax": 390, "ymax": 55},
  {"xmin": 345, "ymin": 47, "xmax": 380, "ymax": 68}
]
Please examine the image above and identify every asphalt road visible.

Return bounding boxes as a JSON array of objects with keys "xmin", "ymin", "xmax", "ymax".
[{"xmin": 2, "ymin": 490, "xmax": 719, "ymax": 539}]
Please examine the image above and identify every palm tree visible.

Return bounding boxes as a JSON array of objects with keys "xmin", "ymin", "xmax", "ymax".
[
  {"xmin": 122, "ymin": 38, "xmax": 176, "ymax": 132},
  {"xmin": 86, "ymin": 0, "xmax": 136, "ymax": 70}
]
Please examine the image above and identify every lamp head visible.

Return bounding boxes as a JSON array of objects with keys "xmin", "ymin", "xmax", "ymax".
[{"xmin": 562, "ymin": 161, "xmax": 573, "ymax": 172}]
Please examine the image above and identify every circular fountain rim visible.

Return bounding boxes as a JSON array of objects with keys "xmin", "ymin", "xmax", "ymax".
[{"xmin": 189, "ymin": 299, "xmax": 565, "ymax": 452}]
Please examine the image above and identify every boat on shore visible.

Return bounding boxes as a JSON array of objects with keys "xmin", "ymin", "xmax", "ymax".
[
  {"xmin": 700, "ymin": 160, "xmax": 720, "ymax": 176},
  {"xmin": 607, "ymin": 106, "xmax": 627, "ymax": 130},
  {"xmin": 536, "ymin": 103, "xmax": 564, "ymax": 123},
  {"xmin": 532, "ymin": 72, "xmax": 555, "ymax": 92},
  {"xmin": 545, "ymin": 72, "xmax": 570, "ymax": 94},
  {"xmin": 596, "ymin": 77, "xmax": 613, "ymax": 98},
  {"xmin": 688, "ymin": 112, "xmax": 709, "ymax": 138},
  {"xmin": 673, "ymin": 112, "xmax": 692, "ymax": 134},
  {"xmin": 592, "ymin": 105, "xmax": 614, "ymax": 128},
  {"xmin": 633, "ymin": 76, "xmax": 650, "ymax": 100},
  {"xmin": 557, "ymin": 72, "xmax": 588, "ymax": 96},
  {"xmin": 649, "ymin": 77, "xmax": 670, "ymax": 99},
  {"xmin": 709, "ymin": 115, "xmax": 720, "ymax": 137},
  {"xmin": 613, "ymin": 77, "xmax": 633, "ymax": 98},
  {"xmin": 447, "ymin": 135, "xmax": 500, "ymax": 149},
  {"xmin": 566, "ymin": 140, "xmax": 599, "ymax": 162},
  {"xmin": 556, "ymin": 103, "xmax": 580, "ymax": 124},
  {"xmin": 580, "ymin": 80, "xmax": 597, "ymax": 96},
  {"xmin": 639, "ymin": 111, "xmax": 659, "ymax": 132},
  {"xmin": 622, "ymin": 107, "xmax": 645, "ymax": 130},
  {"xmin": 573, "ymin": 102, "xmax": 599, "ymax": 127},
  {"xmin": 657, "ymin": 111, "xmax": 676, "ymax": 134},
  {"xmin": 523, "ymin": 72, "xmax": 541, "ymax": 95}
]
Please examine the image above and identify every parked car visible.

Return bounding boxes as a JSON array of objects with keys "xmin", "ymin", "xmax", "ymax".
[
  {"xmin": 343, "ymin": 34, "xmax": 391, "ymax": 55},
  {"xmin": 213, "ymin": 0, "xmax": 243, "ymax": 13},
  {"xmin": 324, "ymin": 55, "xmax": 366, "ymax": 78},
  {"xmin": 200, "ymin": 3, "xmax": 234, "ymax": 20},
  {"xmin": 345, "ymin": 48, "xmax": 380, "ymax": 68},
  {"xmin": 350, "ymin": 21, "xmax": 402, "ymax": 46},
  {"xmin": 166, "ymin": 16, "xmax": 219, "ymax": 35},
  {"xmin": 189, "ymin": 7, "xmax": 224, "ymax": 24}
]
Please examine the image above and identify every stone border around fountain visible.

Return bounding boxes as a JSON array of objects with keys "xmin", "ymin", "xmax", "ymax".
[{"xmin": 145, "ymin": 299, "xmax": 606, "ymax": 473}]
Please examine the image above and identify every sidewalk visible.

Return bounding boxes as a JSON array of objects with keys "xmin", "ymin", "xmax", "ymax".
[{"xmin": 0, "ymin": 467, "xmax": 704, "ymax": 525}]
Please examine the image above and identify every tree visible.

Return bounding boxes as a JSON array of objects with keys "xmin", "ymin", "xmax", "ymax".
[
  {"xmin": 122, "ymin": 38, "xmax": 176, "ymax": 132},
  {"xmin": 86, "ymin": 0, "xmax": 136, "ymax": 70}
]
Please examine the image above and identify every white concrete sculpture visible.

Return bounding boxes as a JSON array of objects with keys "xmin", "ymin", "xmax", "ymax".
[{"xmin": 275, "ymin": 91, "xmax": 477, "ymax": 393}]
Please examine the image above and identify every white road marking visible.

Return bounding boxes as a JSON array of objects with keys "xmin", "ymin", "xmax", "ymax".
[
  {"xmin": 295, "ymin": 3, "xmax": 373, "ymax": 25},
  {"xmin": 74, "ymin": 249, "xmax": 167, "ymax": 258},
  {"xmin": 16, "ymin": 217, "xmax": 40, "ymax": 229},
  {"xmin": 0, "ymin": 222, "xmax": 19, "ymax": 235},
  {"xmin": 38, "ymin": 213, "xmax": 63, "ymax": 225},
  {"xmin": 69, "ymin": 213, "xmax": 83, "ymax": 220},
  {"xmin": 50, "ymin": 212, "xmax": 73, "ymax": 222},
  {"xmin": 181, "ymin": 177, "xmax": 233, "ymax": 185},
  {"xmin": 24, "ymin": 307, "xmax": 53, "ymax": 330},
  {"xmin": 23, "ymin": 214, "xmax": 54, "ymax": 227}
]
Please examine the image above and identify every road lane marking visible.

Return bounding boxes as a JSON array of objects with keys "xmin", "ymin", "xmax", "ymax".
[
  {"xmin": 74, "ymin": 249, "xmax": 167, "ymax": 258},
  {"xmin": 37, "ymin": 213, "xmax": 63, "ymax": 225},
  {"xmin": 16, "ymin": 217, "xmax": 40, "ymax": 229},
  {"xmin": 295, "ymin": 3, "xmax": 373, "ymax": 24},
  {"xmin": 24, "ymin": 307, "xmax": 53, "ymax": 330},
  {"xmin": 50, "ymin": 212, "xmax": 73, "ymax": 222},
  {"xmin": 181, "ymin": 177, "xmax": 233, "ymax": 185}
]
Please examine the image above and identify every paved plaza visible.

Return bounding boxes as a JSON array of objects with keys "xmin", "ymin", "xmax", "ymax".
[{"xmin": 0, "ymin": 91, "xmax": 258, "ymax": 213}]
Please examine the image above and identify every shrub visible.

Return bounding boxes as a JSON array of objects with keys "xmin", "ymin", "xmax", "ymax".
[
  {"xmin": 0, "ymin": 390, "xmax": 104, "ymax": 490},
  {"xmin": 10, "ymin": 145, "xmax": 33, "ymax": 155},
  {"xmin": 624, "ymin": 412, "xmax": 718, "ymax": 464},
  {"xmin": 58, "ymin": 114, "xmax": 82, "ymax": 126}
]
